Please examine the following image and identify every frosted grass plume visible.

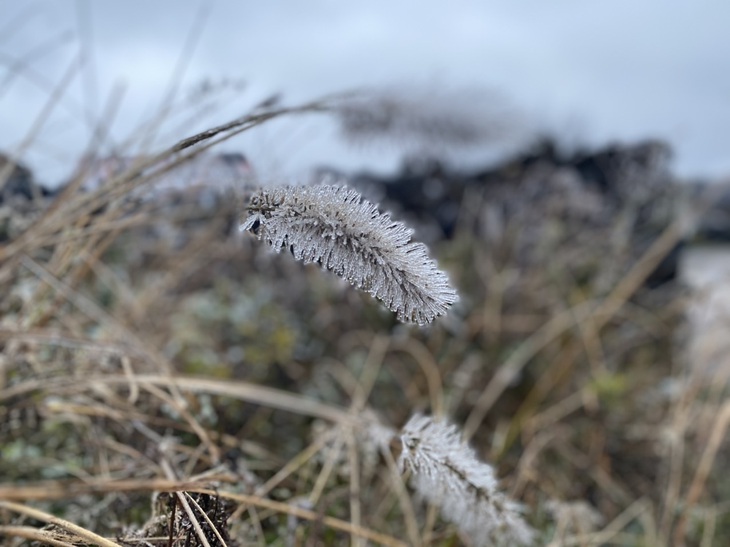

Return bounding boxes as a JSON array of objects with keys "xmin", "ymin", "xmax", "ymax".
[
  {"xmin": 398, "ymin": 414, "xmax": 534, "ymax": 546},
  {"xmin": 239, "ymin": 184, "xmax": 458, "ymax": 325}
]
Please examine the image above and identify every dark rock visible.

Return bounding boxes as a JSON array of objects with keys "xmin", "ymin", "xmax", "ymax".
[
  {"xmin": 346, "ymin": 138, "xmax": 681, "ymax": 287},
  {"xmin": 0, "ymin": 153, "xmax": 52, "ymax": 204},
  {"xmin": 692, "ymin": 183, "xmax": 730, "ymax": 242},
  {"xmin": 351, "ymin": 138, "xmax": 675, "ymax": 237}
]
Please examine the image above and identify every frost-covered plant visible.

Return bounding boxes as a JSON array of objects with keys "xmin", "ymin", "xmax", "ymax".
[
  {"xmin": 398, "ymin": 414, "xmax": 534, "ymax": 546},
  {"xmin": 239, "ymin": 184, "xmax": 458, "ymax": 325},
  {"xmin": 546, "ymin": 499, "xmax": 604, "ymax": 538}
]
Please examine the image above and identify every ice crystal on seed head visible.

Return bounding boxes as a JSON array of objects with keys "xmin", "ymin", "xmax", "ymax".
[
  {"xmin": 398, "ymin": 414, "xmax": 534, "ymax": 546},
  {"xmin": 239, "ymin": 184, "xmax": 458, "ymax": 325}
]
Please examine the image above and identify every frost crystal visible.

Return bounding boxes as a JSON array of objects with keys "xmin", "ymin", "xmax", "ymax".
[
  {"xmin": 240, "ymin": 185, "xmax": 458, "ymax": 325},
  {"xmin": 398, "ymin": 414, "xmax": 534, "ymax": 546}
]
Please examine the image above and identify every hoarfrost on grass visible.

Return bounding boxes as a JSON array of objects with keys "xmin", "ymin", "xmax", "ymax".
[
  {"xmin": 240, "ymin": 184, "xmax": 458, "ymax": 325},
  {"xmin": 398, "ymin": 414, "xmax": 534, "ymax": 546}
]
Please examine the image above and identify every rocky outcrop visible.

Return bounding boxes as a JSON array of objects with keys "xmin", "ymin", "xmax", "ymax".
[
  {"xmin": 0, "ymin": 153, "xmax": 53, "ymax": 204},
  {"xmin": 0, "ymin": 153, "xmax": 55, "ymax": 242},
  {"xmin": 347, "ymin": 139, "xmax": 681, "ymax": 288}
]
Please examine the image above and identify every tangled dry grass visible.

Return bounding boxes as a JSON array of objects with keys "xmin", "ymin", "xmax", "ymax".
[{"xmin": 0, "ymin": 93, "xmax": 729, "ymax": 547}]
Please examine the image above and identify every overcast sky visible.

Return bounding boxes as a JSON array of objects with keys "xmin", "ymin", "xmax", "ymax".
[{"xmin": 1, "ymin": 0, "xmax": 729, "ymax": 186}]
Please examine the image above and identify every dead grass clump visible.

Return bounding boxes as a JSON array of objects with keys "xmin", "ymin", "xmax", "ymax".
[{"xmin": 1, "ymin": 81, "xmax": 729, "ymax": 545}]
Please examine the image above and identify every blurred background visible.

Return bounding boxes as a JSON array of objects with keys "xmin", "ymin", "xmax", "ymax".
[{"xmin": 2, "ymin": 0, "xmax": 730, "ymax": 186}]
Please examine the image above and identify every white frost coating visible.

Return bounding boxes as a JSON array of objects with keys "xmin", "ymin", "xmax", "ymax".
[
  {"xmin": 240, "ymin": 185, "xmax": 458, "ymax": 325},
  {"xmin": 398, "ymin": 414, "xmax": 534, "ymax": 546}
]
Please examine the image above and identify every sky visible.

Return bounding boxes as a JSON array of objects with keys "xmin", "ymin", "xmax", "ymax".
[{"xmin": 1, "ymin": 0, "xmax": 729, "ymax": 187}]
